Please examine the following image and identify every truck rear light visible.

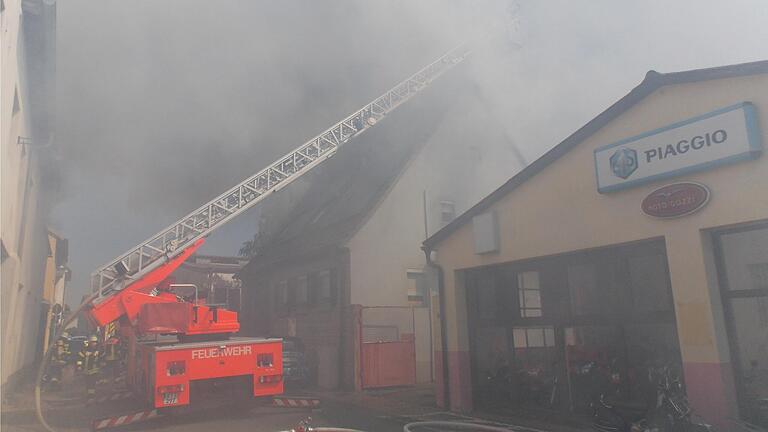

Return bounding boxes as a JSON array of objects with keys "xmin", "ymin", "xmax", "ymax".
[
  {"xmin": 158, "ymin": 384, "xmax": 185, "ymax": 394},
  {"xmin": 259, "ymin": 374, "xmax": 281, "ymax": 384},
  {"xmin": 257, "ymin": 353, "xmax": 273, "ymax": 367},
  {"xmin": 166, "ymin": 361, "xmax": 186, "ymax": 376}
]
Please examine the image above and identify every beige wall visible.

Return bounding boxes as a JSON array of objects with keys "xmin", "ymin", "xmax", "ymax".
[
  {"xmin": 1, "ymin": 0, "xmax": 55, "ymax": 387},
  {"xmin": 348, "ymin": 91, "xmax": 522, "ymax": 307},
  {"xmin": 434, "ymin": 74, "xmax": 767, "ymax": 355},
  {"xmin": 346, "ymin": 93, "xmax": 522, "ymax": 382}
]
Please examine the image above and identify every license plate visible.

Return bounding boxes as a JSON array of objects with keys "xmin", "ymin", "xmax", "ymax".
[{"xmin": 162, "ymin": 393, "xmax": 178, "ymax": 405}]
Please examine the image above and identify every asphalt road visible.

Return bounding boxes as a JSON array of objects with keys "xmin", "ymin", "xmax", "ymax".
[
  {"xmin": 106, "ymin": 401, "xmax": 408, "ymax": 432},
  {"xmin": 1, "ymin": 390, "xmax": 409, "ymax": 432}
]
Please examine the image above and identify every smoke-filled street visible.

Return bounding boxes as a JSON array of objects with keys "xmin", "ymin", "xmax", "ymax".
[{"xmin": 3, "ymin": 1, "xmax": 768, "ymax": 432}]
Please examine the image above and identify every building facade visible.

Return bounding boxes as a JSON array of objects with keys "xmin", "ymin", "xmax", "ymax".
[
  {"xmin": 239, "ymin": 65, "xmax": 523, "ymax": 390},
  {"xmin": 1, "ymin": 0, "xmax": 58, "ymax": 389},
  {"xmin": 40, "ymin": 229, "xmax": 69, "ymax": 351},
  {"xmin": 423, "ymin": 61, "xmax": 768, "ymax": 429}
]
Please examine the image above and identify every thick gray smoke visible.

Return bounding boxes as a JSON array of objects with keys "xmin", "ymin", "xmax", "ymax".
[{"xmin": 54, "ymin": 0, "xmax": 768, "ymax": 304}]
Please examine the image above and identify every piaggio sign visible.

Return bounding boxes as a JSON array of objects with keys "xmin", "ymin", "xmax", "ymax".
[
  {"xmin": 594, "ymin": 102, "xmax": 761, "ymax": 193},
  {"xmin": 641, "ymin": 182, "xmax": 710, "ymax": 218}
]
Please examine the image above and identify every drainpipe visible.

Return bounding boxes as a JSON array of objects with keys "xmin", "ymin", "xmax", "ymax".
[{"xmin": 423, "ymin": 246, "xmax": 450, "ymax": 411}]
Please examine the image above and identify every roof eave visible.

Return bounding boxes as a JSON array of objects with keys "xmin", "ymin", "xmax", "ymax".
[{"xmin": 423, "ymin": 60, "xmax": 768, "ymax": 249}]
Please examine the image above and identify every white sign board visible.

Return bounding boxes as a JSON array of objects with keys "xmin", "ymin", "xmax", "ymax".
[{"xmin": 594, "ymin": 102, "xmax": 761, "ymax": 193}]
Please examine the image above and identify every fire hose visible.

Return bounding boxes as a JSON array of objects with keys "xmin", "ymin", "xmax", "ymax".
[
  {"xmin": 402, "ymin": 422, "xmax": 516, "ymax": 432},
  {"xmin": 283, "ymin": 424, "xmax": 513, "ymax": 432},
  {"xmin": 35, "ymin": 289, "xmax": 105, "ymax": 432}
]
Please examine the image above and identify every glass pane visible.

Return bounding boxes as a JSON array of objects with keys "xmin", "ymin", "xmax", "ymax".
[
  {"xmin": 628, "ymin": 254, "xmax": 672, "ymax": 312},
  {"xmin": 544, "ymin": 327, "xmax": 555, "ymax": 347},
  {"xmin": 720, "ymin": 227, "xmax": 768, "ymax": 291},
  {"xmin": 526, "ymin": 328, "xmax": 545, "ymax": 347},
  {"xmin": 513, "ymin": 328, "xmax": 527, "ymax": 348},
  {"xmin": 278, "ymin": 281, "xmax": 288, "ymax": 305},
  {"xmin": 296, "ymin": 276, "xmax": 308, "ymax": 303},
  {"xmin": 522, "ymin": 289, "xmax": 541, "ymax": 308},
  {"xmin": 317, "ymin": 270, "xmax": 331, "ymax": 299},
  {"xmin": 518, "ymin": 271, "xmax": 540, "ymax": 290},
  {"xmin": 523, "ymin": 308, "xmax": 542, "ymax": 317},
  {"xmin": 731, "ymin": 297, "xmax": 768, "ymax": 399}
]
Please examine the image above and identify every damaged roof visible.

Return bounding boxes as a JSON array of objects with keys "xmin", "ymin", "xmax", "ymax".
[{"xmin": 240, "ymin": 63, "xmax": 470, "ymax": 273}]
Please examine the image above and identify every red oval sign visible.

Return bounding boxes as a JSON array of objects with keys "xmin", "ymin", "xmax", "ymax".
[{"xmin": 641, "ymin": 182, "xmax": 710, "ymax": 218}]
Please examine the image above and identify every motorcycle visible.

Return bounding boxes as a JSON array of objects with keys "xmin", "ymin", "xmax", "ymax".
[
  {"xmin": 592, "ymin": 363, "xmax": 712, "ymax": 432},
  {"xmin": 482, "ymin": 362, "xmax": 558, "ymax": 407}
]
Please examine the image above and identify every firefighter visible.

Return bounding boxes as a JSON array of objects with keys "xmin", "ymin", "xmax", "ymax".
[
  {"xmin": 48, "ymin": 332, "xmax": 71, "ymax": 389},
  {"xmin": 101, "ymin": 336, "xmax": 122, "ymax": 384},
  {"xmin": 77, "ymin": 335, "xmax": 102, "ymax": 401}
]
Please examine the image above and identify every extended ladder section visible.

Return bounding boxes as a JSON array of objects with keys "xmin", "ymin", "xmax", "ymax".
[{"xmin": 91, "ymin": 42, "xmax": 472, "ymax": 298}]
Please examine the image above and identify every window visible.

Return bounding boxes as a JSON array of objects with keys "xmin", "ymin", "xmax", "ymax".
[
  {"xmin": 407, "ymin": 269, "xmax": 426, "ymax": 306},
  {"xmin": 257, "ymin": 353, "xmax": 274, "ymax": 368},
  {"xmin": 317, "ymin": 270, "xmax": 332, "ymax": 301},
  {"xmin": 440, "ymin": 201, "xmax": 456, "ymax": 225},
  {"xmin": 714, "ymin": 224, "xmax": 768, "ymax": 420},
  {"xmin": 276, "ymin": 280, "xmax": 289, "ymax": 307},
  {"xmin": 719, "ymin": 227, "xmax": 768, "ymax": 291},
  {"xmin": 296, "ymin": 275, "xmax": 308, "ymax": 304},
  {"xmin": 511, "ymin": 326, "xmax": 557, "ymax": 372},
  {"xmin": 513, "ymin": 326, "xmax": 555, "ymax": 348},
  {"xmin": 518, "ymin": 271, "xmax": 542, "ymax": 317}
]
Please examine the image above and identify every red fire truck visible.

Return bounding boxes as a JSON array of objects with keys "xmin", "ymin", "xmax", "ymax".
[
  {"xmin": 87, "ymin": 239, "xmax": 283, "ymax": 409},
  {"xmin": 77, "ymin": 41, "xmax": 471, "ymax": 414}
]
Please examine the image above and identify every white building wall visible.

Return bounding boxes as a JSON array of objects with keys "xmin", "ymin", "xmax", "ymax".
[
  {"xmin": 347, "ymin": 91, "xmax": 522, "ymax": 381},
  {"xmin": 1, "ymin": 0, "xmax": 54, "ymax": 387}
]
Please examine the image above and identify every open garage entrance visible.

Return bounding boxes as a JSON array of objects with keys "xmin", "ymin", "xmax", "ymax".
[{"xmin": 465, "ymin": 239, "xmax": 681, "ymax": 414}]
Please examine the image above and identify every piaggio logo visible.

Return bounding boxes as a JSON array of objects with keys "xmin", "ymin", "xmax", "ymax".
[{"xmin": 609, "ymin": 148, "xmax": 638, "ymax": 179}]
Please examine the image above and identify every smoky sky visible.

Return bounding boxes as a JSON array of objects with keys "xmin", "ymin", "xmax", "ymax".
[{"xmin": 53, "ymin": 0, "xmax": 768, "ymax": 305}]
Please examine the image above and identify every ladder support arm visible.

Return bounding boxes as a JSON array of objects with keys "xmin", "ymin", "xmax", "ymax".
[{"xmin": 90, "ymin": 42, "xmax": 472, "ymax": 303}]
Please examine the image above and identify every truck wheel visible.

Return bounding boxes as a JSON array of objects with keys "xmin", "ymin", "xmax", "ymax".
[
  {"xmin": 232, "ymin": 377, "xmax": 254, "ymax": 410},
  {"xmin": 158, "ymin": 405, "xmax": 191, "ymax": 417}
]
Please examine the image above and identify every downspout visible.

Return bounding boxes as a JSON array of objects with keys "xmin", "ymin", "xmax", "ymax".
[{"xmin": 423, "ymin": 246, "xmax": 450, "ymax": 411}]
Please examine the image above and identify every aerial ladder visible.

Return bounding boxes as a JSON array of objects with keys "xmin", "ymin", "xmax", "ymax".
[{"xmin": 41, "ymin": 41, "xmax": 475, "ymax": 420}]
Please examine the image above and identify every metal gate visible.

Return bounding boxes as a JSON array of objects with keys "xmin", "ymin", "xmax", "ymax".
[{"xmin": 360, "ymin": 306, "xmax": 416, "ymax": 388}]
